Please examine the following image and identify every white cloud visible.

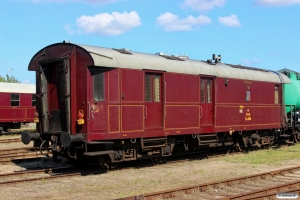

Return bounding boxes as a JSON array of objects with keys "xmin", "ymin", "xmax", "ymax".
[
  {"xmin": 218, "ymin": 14, "xmax": 241, "ymax": 27},
  {"xmin": 182, "ymin": 0, "xmax": 226, "ymax": 11},
  {"xmin": 70, "ymin": 11, "xmax": 141, "ymax": 36},
  {"xmin": 64, "ymin": 24, "xmax": 79, "ymax": 35},
  {"xmin": 156, "ymin": 12, "xmax": 211, "ymax": 31},
  {"xmin": 254, "ymin": 0, "xmax": 300, "ymax": 6},
  {"xmin": 22, "ymin": 79, "xmax": 30, "ymax": 84},
  {"xmin": 241, "ymin": 58, "xmax": 260, "ymax": 66},
  {"xmin": 30, "ymin": 0, "xmax": 120, "ymax": 4}
]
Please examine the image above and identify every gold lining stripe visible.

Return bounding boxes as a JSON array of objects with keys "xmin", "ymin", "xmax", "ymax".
[
  {"xmin": 0, "ymin": 118, "xmax": 33, "ymax": 120},
  {"xmin": 109, "ymin": 68, "xmax": 120, "ymax": 102},
  {"xmin": 164, "ymin": 126, "xmax": 200, "ymax": 130},
  {"xmin": 216, "ymin": 103, "xmax": 282, "ymax": 106},
  {"xmin": 108, "ymin": 105, "xmax": 120, "ymax": 133},
  {"xmin": 216, "ymin": 105, "xmax": 281, "ymax": 108},
  {"xmin": 216, "ymin": 123, "xmax": 281, "ymax": 128},
  {"xmin": 165, "ymin": 105, "xmax": 201, "ymax": 107},
  {"xmin": 121, "ymin": 105, "xmax": 144, "ymax": 132},
  {"xmin": 164, "ymin": 105, "xmax": 200, "ymax": 129},
  {"xmin": 167, "ymin": 102, "xmax": 201, "ymax": 104},
  {"xmin": 0, "ymin": 107, "xmax": 34, "ymax": 109}
]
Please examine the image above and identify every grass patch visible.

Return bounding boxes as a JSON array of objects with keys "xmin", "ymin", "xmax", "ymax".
[{"xmin": 224, "ymin": 145, "xmax": 300, "ymax": 165}]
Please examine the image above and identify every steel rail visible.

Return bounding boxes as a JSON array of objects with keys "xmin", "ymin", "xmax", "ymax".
[
  {"xmin": 0, "ymin": 138, "xmax": 22, "ymax": 143},
  {"xmin": 0, "ymin": 173, "xmax": 81, "ymax": 184},
  {"xmin": 0, "ymin": 147, "xmax": 41, "ymax": 153},
  {"xmin": 0, "ymin": 169, "xmax": 49, "ymax": 177},
  {"xmin": 118, "ymin": 165, "xmax": 300, "ymax": 200},
  {"xmin": 0, "ymin": 152, "xmax": 39, "ymax": 158},
  {"xmin": 0, "ymin": 147, "xmax": 51, "ymax": 164},
  {"xmin": 0, "ymin": 154, "xmax": 49, "ymax": 164},
  {"xmin": 221, "ymin": 180, "xmax": 300, "ymax": 200},
  {"xmin": 244, "ymin": 188, "xmax": 300, "ymax": 200},
  {"xmin": 0, "ymin": 141, "xmax": 295, "ymax": 189},
  {"xmin": 0, "ymin": 168, "xmax": 78, "ymax": 185},
  {"xmin": 0, "ymin": 147, "xmax": 50, "ymax": 155},
  {"xmin": 0, "ymin": 166, "xmax": 104, "ymax": 185}
]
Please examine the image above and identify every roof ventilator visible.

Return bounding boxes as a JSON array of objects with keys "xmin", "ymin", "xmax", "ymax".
[
  {"xmin": 113, "ymin": 48, "xmax": 132, "ymax": 55},
  {"xmin": 207, "ymin": 54, "xmax": 221, "ymax": 64},
  {"xmin": 156, "ymin": 52, "xmax": 185, "ymax": 61},
  {"xmin": 213, "ymin": 54, "xmax": 221, "ymax": 63}
]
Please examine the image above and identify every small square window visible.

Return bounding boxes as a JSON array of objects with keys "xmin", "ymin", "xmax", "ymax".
[
  {"xmin": 206, "ymin": 80, "xmax": 212, "ymax": 103},
  {"xmin": 153, "ymin": 75, "xmax": 160, "ymax": 102},
  {"xmin": 32, "ymin": 94, "xmax": 36, "ymax": 106},
  {"xmin": 200, "ymin": 79, "xmax": 205, "ymax": 103},
  {"xmin": 145, "ymin": 74, "xmax": 151, "ymax": 102},
  {"xmin": 93, "ymin": 72, "xmax": 104, "ymax": 101},
  {"xmin": 11, "ymin": 94, "xmax": 19, "ymax": 106}
]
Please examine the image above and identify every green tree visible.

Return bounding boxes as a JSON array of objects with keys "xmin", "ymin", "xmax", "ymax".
[{"xmin": 0, "ymin": 74, "xmax": 20, "ymax": 83}]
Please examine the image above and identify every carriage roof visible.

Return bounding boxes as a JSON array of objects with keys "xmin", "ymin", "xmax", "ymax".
[
  {"xmin": 78, "ymin": 44, "xmax": 290, "ymax": 84},
  {"xmin": 0, "ymin": 82, "xmax": 35, "ymax": 94},
  {"xmin": 29, "ymin": 42, "xmax": 291, "ymax": 84}
]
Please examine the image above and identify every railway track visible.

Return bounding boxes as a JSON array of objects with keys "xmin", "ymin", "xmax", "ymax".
[
  {"xmin": 0, "ymin": 147, "xmax": 51, "ymax": 164},
  {"xmin": 0, "ymin": 149, "xmax": 236, "ymax": 185},
  {"xmin": 0, "ymin": 143, "xmax": 298, "ymax": 199},
  {"xmin": 0, "ymin": 165, "xmax": 107, "ymax": 185},
  {"xmin": 222, "ymin": 180, "xmax": 300, "ymax": 200},
  {"xmin": 0, "ymin": 138, "xmax": 22, "ymax": 143},
  {"xmin": 0, "ymin": 167, "xmax": 82, "ymax": 184},
  {"xmin": 119, "ymin": 165, "xmax": 300, "ymax": 200},
  {"xmin": 0, "ymin": 143, "xmax": 294, "ymax": 185}
]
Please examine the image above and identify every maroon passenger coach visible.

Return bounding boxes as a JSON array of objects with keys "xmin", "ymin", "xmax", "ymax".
[
  {"xmin": 0, "ymin": 82, "xmax": 36, "ymax": 133},
  {"xmin": 22, "ymin": 42, "xmax": 291, "ymax": 167}
]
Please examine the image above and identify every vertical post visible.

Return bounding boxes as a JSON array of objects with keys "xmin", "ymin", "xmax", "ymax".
[{"xmin": 64, "ymin": 58, "xmax": 71, "ymax": 134}]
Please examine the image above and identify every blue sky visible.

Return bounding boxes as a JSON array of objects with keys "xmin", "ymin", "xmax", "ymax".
[{"xmin": 0, "ymin": 0, "xmax": 299, "ymax": 84}]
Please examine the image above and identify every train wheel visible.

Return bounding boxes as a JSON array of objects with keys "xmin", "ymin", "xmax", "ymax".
[
  {"xmin": 151, "ymin": 157, "xmax": 167, "ymax": 164},
  {"xmin": 99, "ymin": 155, "xmax": 119, "ymax": 169}
]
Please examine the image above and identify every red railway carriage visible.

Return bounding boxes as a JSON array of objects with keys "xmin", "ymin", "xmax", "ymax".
[
  {"xmin": 0, "ymin": 82, "xmax": 36, "ymax": 133},
  {"xmin": 22, "ymin": 42, "xmax": 290, "ymax": 167}
]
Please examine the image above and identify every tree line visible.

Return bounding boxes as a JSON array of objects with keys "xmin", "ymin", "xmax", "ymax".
[{"xmin": 0, "ymin": 74, "xmax": 20, "ymax": 83}]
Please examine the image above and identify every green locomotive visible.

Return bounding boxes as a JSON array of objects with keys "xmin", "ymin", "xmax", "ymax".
[{"xmin": 280, "ymin": 69, "xmax": 300, "ymax": 135}]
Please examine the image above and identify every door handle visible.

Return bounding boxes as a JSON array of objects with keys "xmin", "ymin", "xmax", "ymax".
[
  {"xmin": 88, "ymin": 102, "xmax": 90, "ymax": 121},
  {"xmin": 200, "ymin": 106, "xmax": 202, "ymax": 118},
  {"xmin": 144, "ymin": 106, "xmax": 147, "ymax": 119}
]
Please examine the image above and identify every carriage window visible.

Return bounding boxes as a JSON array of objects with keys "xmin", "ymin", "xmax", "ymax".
[
  {"xmin": 200, "ymin": 78, "xmax": 213, "ymax": 103},
  {"xmin": 145, "ymin": 73, "xmax": 161, "ymax": 102},
  {"xmin": 32, "ymin": 94, "xmax": 36, "ymax": 106},
  {"xmin": 153, "ymin": 75, "xmax": 160, "ymax": 102},
  {"xmin": 11, "ymin": 94, "xmax": 19, "ymax": 106},
  {"xmin": 206, "ymin": 80, "xmax": 212, "ymax": 103},
  {"xmin": 93, "ymin": 73, "xmax": 104, "ymax": 101},
  {"xmin": 275, "ymin": 85, "xmax": 279, "ymax": 104},
  {"xmin": 145, "ymin": 74, "xmax": 151, "ymax": 102},
  {"xmin": 200, "ymin": 80, "xmax": 205, "ymax": 103}
]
